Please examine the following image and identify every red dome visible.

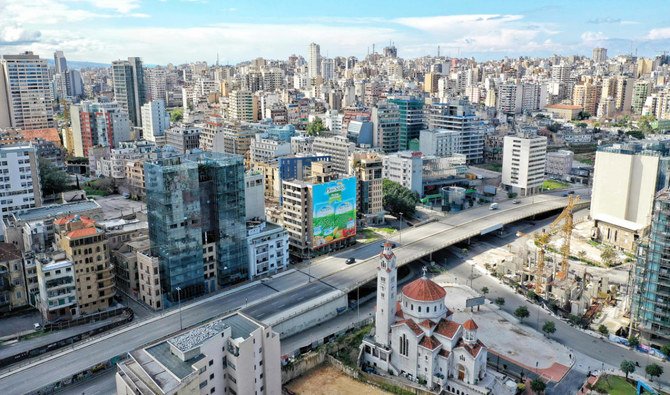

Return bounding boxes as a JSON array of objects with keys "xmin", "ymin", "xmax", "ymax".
[
  {"xmin": 402, "ymin": 277, "xmax": 446, "ymax": 302},
  {"xmin": 463, "ymin": 319, "xmax": 479, "ymax": 331}
]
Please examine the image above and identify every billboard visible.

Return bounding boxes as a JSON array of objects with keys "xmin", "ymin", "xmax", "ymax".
[{"xmin": 312, "ymin": 177, "xmax": 357, "ymax": 247}]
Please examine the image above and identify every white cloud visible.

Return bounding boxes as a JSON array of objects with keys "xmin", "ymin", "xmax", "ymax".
[
  {"xmin": 86, "ymin": 0, "xmax": 141, "ymax": 14},
  {"xmin": 580, "ymin": 31, "xmax": 608, "ymax": 42},
  {"xmin": 0, "ymin": 26, "xmax": 41, "ymax": 45},
  {"xmin": 646, "ymin": 27, "xmax": 670, "ymax": 40}
]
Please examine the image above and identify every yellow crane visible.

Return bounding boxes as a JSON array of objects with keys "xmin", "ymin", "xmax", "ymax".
[{"xmin": 516, "ymin": 195, "xmax": 580, "ymax": 293}]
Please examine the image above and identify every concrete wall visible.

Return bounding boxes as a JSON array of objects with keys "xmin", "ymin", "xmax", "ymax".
[
  {"xmin": 591, "ymin": 151, "xmax": 658, "ymax": 229},
  {"xmin": 270, "ymin": 293, "xmax": 348, "ymax": 338}
]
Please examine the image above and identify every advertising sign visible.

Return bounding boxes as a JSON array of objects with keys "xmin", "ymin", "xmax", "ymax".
[{"xmin": 312, "ymin": 177, "xmax": 357, "ymax": 247}]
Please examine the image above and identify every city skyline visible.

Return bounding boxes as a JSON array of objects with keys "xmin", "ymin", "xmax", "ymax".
[{"xmin": 1, "ymin": 0, "xmax": 670, "ymax": 65}]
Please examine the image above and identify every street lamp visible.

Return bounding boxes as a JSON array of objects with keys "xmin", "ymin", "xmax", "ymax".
[
  {"xmin": 398, "ymin": 212, "xmax": 403, "ymax": 244},
  {"xmin": 175, "ymin": 286, "xmax": 183, "ymax": 331}
]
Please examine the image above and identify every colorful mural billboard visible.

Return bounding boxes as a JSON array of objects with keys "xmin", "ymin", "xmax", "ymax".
[{"xmin": 312, "ymin": 177, "xmax": 357, "ymax": 247}]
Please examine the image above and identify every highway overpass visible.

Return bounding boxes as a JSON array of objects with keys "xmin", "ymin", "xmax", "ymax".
[{"xmin": 0, "ymin": 193, "xmax": 585, "ymax": 394}]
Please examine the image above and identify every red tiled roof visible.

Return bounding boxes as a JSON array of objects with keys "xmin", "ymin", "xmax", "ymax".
[
  {"xmin": 418, "ymin": 319, "xmax": 434, "ymax": 329},
  {"xmin": 402, "ymin": 277, "xmax": 446, "ymax": 302},
  {"xmin": 20, "ymin": 128, "xmax": 62, "ymax": 146},
  {"xmin": 395, "ymin": 302, "xmax": 404, "ymax": 319},
  {"xmin": 463, "ymin": 319, "xmax": 479, "ymax": 331},
  {"xmin": 393, "ymin": 319, "xmax": 423, "ymax": 336},
  {"xmin": 418, "ymin": 335, "xmax": 441, "ymax": 350},
  {"xmin": 434, "ymin": 319, "xmax": 460, "ymax": 339},
  {"xmin": 456, "ymin": 339, "xmax": 486, "ymax": 358},
  {"xmin": 67, "ymin": 227, "xmax": 98, "ymax": 239},
  {"xmin": 546, "ymin": 104, "xmax": 581, "ymax": 110},
  {"xmin": 54, "ymin": 215, "xmax": 95, "ymax": 226}
]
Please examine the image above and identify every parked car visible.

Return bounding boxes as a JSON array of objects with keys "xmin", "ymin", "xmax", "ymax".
[
  {"xmin": 512, "ymin": 199, "xmax": 520, "ymax": 204},
  {"xmin": 345, "ymin": 257, "xmax": 356, "ymax": 264}
]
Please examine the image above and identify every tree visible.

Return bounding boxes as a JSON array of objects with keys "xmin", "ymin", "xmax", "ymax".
[
  {"xmin": 601, "ymin": 245, "xmax": 617, "ymax": 267},
  {"xmin": 577, "ymin": 250, "xmax": 587, "ymax": 261},
  {"xmin": 527, "ymin": 290, "xmax": 538, "ymax": 301},
  {"xmin": 39, "ymin": 158, "xmax": 71, "ymax": 197},
  {"xmin": 661, "ymin": 344, "xmax": 670, "ymax": 357},
  {"xmin": 494, "ymin": 297, "xmax": 505, "ymax": 306},
  {"xmin": 547, "ymin": 123, "xmax": 561, "ymax": 133},
  {"xmin": 169, "ymin": 108, "xmax": 183, "ymax": 123},
  {"xmin": 626, "ymin": 130, "xmax": 645, "ymax": 140},
  {"xmin": 639, "ymin": 114, "xmax": 656, "ymax": 134},
  {"xmin": 481, "ymin": 287, "xmax": 489, "ymax": 296},
  {"xmin": 514, "ymin": 306, "xmax": 530, "ymax": 321},
  {"xmin": 598, "ymin": 324, "xmax": 609, "ymax": 336},
  {"xmin": 577, "ymin": 111, "xmax": 591, "ymax": 120},
  {"xmin": 306, "ymin": 117, "xmax": 327, "ymax": 136},
  {"xmin": 382, "ymin": 179, "xmax": 419, "ymax": 217},
  {"xmin": 620, "ymin": 360, "xmax": 635, "ymax": 379},
  {"xmin": 542, "ymin": 321, "xmax": 556, "ymax": 337},
  {"xmin": 530, "ymin": 378, "xmax": 546, "ymax": 394},
  {"xmin": 646, "ymin": 363, "xmax": 663, "ymax": 381},
  {"xmin": 628, "ymin": 335, "xmax": 639, "ymax": 348}
]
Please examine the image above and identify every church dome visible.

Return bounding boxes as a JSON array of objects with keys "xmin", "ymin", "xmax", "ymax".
[{"xmin": 402, "ymin": 277, "xmax": 446, "ymax": 302}]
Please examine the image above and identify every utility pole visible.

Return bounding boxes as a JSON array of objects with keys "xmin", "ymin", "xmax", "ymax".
[{"xmin": 398, "ymin": 212, "xmax": 403, "ymax": 244}]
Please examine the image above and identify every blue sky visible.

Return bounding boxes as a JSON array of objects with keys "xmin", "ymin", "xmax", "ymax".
[{"xmin": 1, "ymin": 0, "xmax": 669, "ymax": 65}]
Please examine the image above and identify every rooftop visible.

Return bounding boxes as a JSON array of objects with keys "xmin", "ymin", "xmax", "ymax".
[
  {"xmin": 168, "ymin": 320, "xmax": 229, "ymax": 353},
  {"xmin": 402, "ymin": 276, "xmax": 447, "ymax": 302},
  {"xmin": 12, "ymin": 200, "xmax": 100, "ymax": 222}
]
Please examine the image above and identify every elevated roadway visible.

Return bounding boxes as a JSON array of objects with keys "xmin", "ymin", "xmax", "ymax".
[{"xmin": 0, "ymin": 193, "xmax": 583, "ymax": 394}]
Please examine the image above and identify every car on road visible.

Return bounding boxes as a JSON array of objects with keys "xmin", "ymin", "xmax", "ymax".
[
  {"xmin": 489, "ymin": 202, "xmax": 499, "ymax": 210},
  {"xmin": 512, "ymin": 199, "xmax": 520, "ymax": 204},
  {"xmin": 345, "ymin": 257, "xmax": 356, "ymax": 264}
]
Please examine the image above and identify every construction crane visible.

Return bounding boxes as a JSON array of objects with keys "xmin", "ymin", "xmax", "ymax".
[{"xmin": 515, "ymin": 195, "xmax": 580, "ymax": 293}]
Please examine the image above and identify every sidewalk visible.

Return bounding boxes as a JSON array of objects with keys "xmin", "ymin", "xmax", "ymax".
[{"xmin": 439, "ymin": 282, "xmax": 573, "ymax": 382}]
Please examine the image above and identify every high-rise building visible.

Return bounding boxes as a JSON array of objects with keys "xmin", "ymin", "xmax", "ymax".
[
  {"xmin": 0, "ymin": 52, "xmax": 55, "ymax": 129},
  {"xmin": 614, "ymin": 76, "xmax": 634, "ymax": 113},
  {"xmin": 145, "ymin": 67, "xmax": 167, "ymax": 102},
  {"xmin": 424, "ymin": 98, "xmax": 485, "ymax": 164},
  {"xmin": 350, "ymin": 151, "xmax": 384, "ymax": 225},
  {"xmin": 141, "ymin": 99, "xmax": 170, "ymax": 142},
  {"xmin": 497, "ymin": 83, "xmax": 522, "ymax": 115},
  {"xmin": 388, "ymin": 96, "xmax": 424, "ymax": 150},
  {"xmin": 592, "ymin": 47, "xmax": 608, "ymax": 63},
  {"xmin": 321, "ymin": 58, "xmax": 334, "ymax": 81},
  {"xmin": 112, "ymin": 57, "xmax": 146, "ymax": 126},
  {"xmin": 312, "ymin": 136, "xmax": 355, "ymax": 175},
  {"xmin": 572, "ymin": 81, "xmax": 601, "ymax": 115},
  {"xmin": 228, "ymin": 90, "xmax": 257, "ymax": 122},
  {"xmin": 115, "ymin": 312, "xmax": 281, "ymax": 395},
  {"xmin": 634, "ymin": 189, "xmax": 670, "ymax": 346},
  {"xmin": 501, "ymin": 129, "xmax": 547, "ymax": 196},
  {"xmin": 145, "ymin": 152, "xmax": 247, "ymax": 304},
  {"xmin": 70, "ymin": 101, "xmax": 131, "ymax": 156},
  {"xmin": 372, "ymin": 101, "xmax": 400, "ymax": 153},
  {"xmin": 590, "ymin": 143, "xmax": 670, "ymax": 251},
  {"xmin": 308, "ymin": 42, "xmax": 321, "ymax": 79},
  {"xmin": 0, "ymin": 145, "xmax": 42, "ymax": 227},
  {"xmin": 633, "ymin": 80, "xmax": 652, "ymax": 115},
  {"xmin": 423, "ymin": 72, "xmax": 439, "ymax": 94},
  {"xmin": 53, "ymin": 50, "xmax": 67, "ymax": 74}
]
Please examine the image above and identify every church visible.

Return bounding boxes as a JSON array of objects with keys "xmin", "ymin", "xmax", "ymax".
[{"xmin": 361, "ymin": 242, "xmax": 490, "ymax": 394}]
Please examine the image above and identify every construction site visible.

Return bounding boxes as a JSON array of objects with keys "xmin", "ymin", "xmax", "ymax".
[{"xmin": 483, "ymin": 196, "xmax": 633, "ymax": 334}]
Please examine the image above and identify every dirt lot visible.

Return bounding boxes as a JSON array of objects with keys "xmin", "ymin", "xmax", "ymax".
[{"xmin": 286, "ymin": 364, "xmax": 389, "ymax": 395}]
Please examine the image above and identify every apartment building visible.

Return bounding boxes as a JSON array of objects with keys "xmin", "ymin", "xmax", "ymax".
[
  {"xmin": 0, "ymin": 52, "xmax": 54, "ymax": 129},
  {"xmin": 36, "ymin": 252, "xmax": 77, "ymax": 322},
  {"xmin": 54, "ymin": 215, "xmax": 115, "ymax": 315},
  {"xmin": 350, "ymin": 151, "xmax": 384, "ymax": 225},
  {"xmin": 382, "ymin": 151, "xmax": 423, "ymax": 195},
  {"xmin": 424, "ymin": 98, "xmax": 485, "ymax": 164},
  {"xmin": 246, "ymin": 220, "xmax": 288, "ymax": 278},
  {"xmin": 312, "ymin": 136, "xmax": 355, "ymax": 175},
  {"xmin": 0, "ymin": 242, "xmax": 27, "ymax": 312},
  {"xmin": 116, "ymin": 312, "xmax": 281, "ymax": 395},
  {"xmin": 501, "ymin": 130, "xmax": 547, "ymax": 196},
  {"xmin": 0, "ymin": 144, "xmax": 42, "ymax": 231},
  {"xmin": 166, "ymin": 124, "xmax": 202, "ymax": 153}
]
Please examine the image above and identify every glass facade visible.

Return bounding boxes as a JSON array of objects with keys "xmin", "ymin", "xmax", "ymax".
[
  {"xmin": 145, "ymin": 152, "xmax": 247, "ymax": 304},
  {"xmin": 388, "ymin": 97, "xmax": 424, "ymax": 151},
  {"xmin": 634, "ymin": 192, "xmax": 670, "ymax": 344}
]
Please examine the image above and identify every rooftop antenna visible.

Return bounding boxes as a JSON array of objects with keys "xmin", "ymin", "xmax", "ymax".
[{"xmin": 372, "ymin": 43, "xmax": 375, "ymax": 54}]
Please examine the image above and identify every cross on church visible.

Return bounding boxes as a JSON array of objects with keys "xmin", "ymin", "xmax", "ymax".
[{"xmin": 422, "ymin": 266, "xmax": 427, "ymax": 277}]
